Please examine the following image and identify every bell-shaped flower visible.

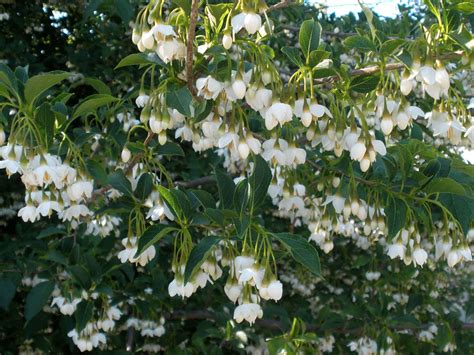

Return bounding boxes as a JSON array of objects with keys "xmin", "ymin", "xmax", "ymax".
[
  {"xmin": 231, "ymin": 12, "xmax": 262, "ymax": 35},
  {"xmin": 245, "ymin": 86, "xmax": 272, "ymax": 112},
  {"xmin": 259, "ymin": 279, "xmax": 283, "ymax": 301},
  {"xmin": 264, "ymin": 102, "xmax": 293, "ymax": 130},
  {"xmin": 412, "ymin": 246, "xmax": 428, "ymax": 267},
  {"xmin": 233, "ymin": 302, "xmax": 263, "ymax": 324},
  {"xmin": 196, "ymin": 76, "xmax": 223, "ymax": 100}
]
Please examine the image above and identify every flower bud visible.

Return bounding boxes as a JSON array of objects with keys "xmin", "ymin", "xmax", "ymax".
[
  {"xmin": 381, "ymin": 114, "xmax": 394, "ymax": 136},
  {"xmin": 142, "ymin": 30, "xmax": 155, "ymax": 50},
  {"xmin": 121, "ymin": 147, "xmax": 131, "ymax": 163},
  {"xmin": 0, "ymin": 127, "xmax": 5, "ymax": 145},
  {"xmin": 222, "ymin": 31, "xmax": 233, "ymax": 50},
  {"xmin": 158, "ymin": 131, "xmax": 167, "ymax": 145},
  {"xmin": 232, "ymin": 78, "xmax": 247, "ymax": 100}
]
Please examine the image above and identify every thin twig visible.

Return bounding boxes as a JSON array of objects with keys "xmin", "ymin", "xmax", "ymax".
[
  {"xmin": 175, "ymin": 176, "xmax": 215, "ymax": 188},
  {"xmin": 314, "ymin": 50, "xmax": 464, "ymax": 85},
  {"xmin": 125, "ymin": 131, "xmax": 155, "ymax": 175},
  {"xmin": 268, "ymin": 0, "xmax": 295, "ymax": 12},
  {"xmin": 186, "ymin": 0, "xmax": 200, "ymax": 98}
]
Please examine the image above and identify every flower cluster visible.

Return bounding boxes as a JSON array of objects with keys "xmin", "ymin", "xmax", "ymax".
[{"xmin": 0, "ymin": 145, "xmax": 94, "ymax": 224}]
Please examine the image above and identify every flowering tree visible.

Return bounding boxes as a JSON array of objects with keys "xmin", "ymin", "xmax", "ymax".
[{"xmin": 0, "ymin": 0, "xmax": 473, "ymax": 353}]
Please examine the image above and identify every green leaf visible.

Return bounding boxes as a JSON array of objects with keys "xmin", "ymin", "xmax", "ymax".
[
  {"xmin": 453, "ymin": 2, "xmax": 474, "ymax": 14},
  {"xmin": 233, "ymin": 179, "xmax": 250, "ymax": 214},
  {"xmin": 349, "ymin": 75, "xmax": 380, "ymax": 93},
  {"xmin": 343, "ymin": 35, "xmax": 375, "ymax": 51},
  {"xmin": 83, "ymin": 77, "xmax": 111, "ymax": 95},
  {"xmin": 272, "ymin": 233, "xmax": 321, "ymax": 277},
  {"xmin": 135, "ymin": 225, "xmax": 176, "ymax": 257},
  {"xmin": 385, "ymin": 196, "xmax": 407, "ymax": 239},
  {"xmin": 281, "ymin": 47, "xmax": 303, "ymax": 66},
  {"xmin": 72, "ymin": 94, "xmax": 119, "ymax": 119},
  {"xmin": 248, "ymin": 155, "xmax": 271, "ymax": 208},
  {"xmin": 171, "ymin": 0, "xmax": 192, "ymax": 14},
  {"xmin": 68, "ymin": 265, "xmax": 92, "ymax": 289},
  {"xmin": 425, "ymin": 177, "xmax": 466, "ymax": 195},
  {"xmin": 115, "ymin": 53, "xmax": 164, "ymax": 69},
  {"xmin": 166, "ymin": 87, "xmax": 193, "ymax": 116},
  {"xmin": 184, "ymin": 236, "xmax": 220, "ymax": 283},
  {"xmin": 157, "ymin": 186, "xmax": 193, "ymax": 221},
  {"xmin": 215, "ymin": 168, "xmax": 235, "ymax": 209},
  {"xmin": 308, "ymin": 49, "xmax": 331, "ymax": 68},
  {"xmin": 135, "ymin": 173, "xmax": 154, "ymax": 200},
  {"xmin": 299, "ymin": 19, "xmax": 322, "ymax": 59},
  {"xmin": 24, "ymin": 281, "xmax": 54, "ymax": 321},
  {"xmin": 189, "ymin": 189, "xmax": 216, "ymax": 209},
  {"xmin": 380, "ymin": 39, "xmax": 405, "ymax": 56},
  {"xmin": 75, "ymin": 301, "xmax": 94, "ymax": 332},
  {"xmin": 206, "ymin": 3, "xmax": 231, "ymax": 30},
  {"xmin": 439, "ymin": 194, "xmax": 474, "ymax": 235},
  {"xmin": 115, "ymin": 0, "xmax": 133, "ymax": 22},
  {"xmin": 86, "ymin": 159, "xmax": 108, "ymax": 185},
  {"xmin": 37, "ymin": 226, "xmax": 67, "ymax": 239},
  {"xmin": 156, "ymin": 142, "xmax": 185, "ymax": 156},
  {"xmin": 360, "ymin": 1, "xmax": 377, "ymax": 40},
  {"xmin": 36, "ymin": 102, "xmax": 55, "ymax": 144},
  {"xmin": 108, "ymin": 170, "xmax": 133, "ymax": 196},
  {"xmin": 0, "ymin": 279, "xmax": 16, "ymax": 311},
  {"xmin": 24, "ymin": 71, "xmax": 69, "ymax": 106}
]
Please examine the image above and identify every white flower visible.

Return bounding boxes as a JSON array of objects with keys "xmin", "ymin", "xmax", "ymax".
[
  {"xmin": 224, "ymin": 281, "xmax": 243, "ymax": 303},
  {"xmin": 222, "ymin": 32, "xmax": 233, "ymax": 49},
  {"xmin": 447, "ymin": 249, "xmax": 461, "ymax": 267},
  {"xmin": 36, "ymin": 199, "xmax": 61, "ymax": 217},
  {"xmin": 231, "ymin": 77, "xmax": 247, "ymax": 100},
  {"xmin": 156, "ymin": 38, "xmax": 186, "ymax": 63},
  {"xmin": 264, "ymin": 102, "xmax": 293, "ymax": 130},
  {"xmin": 117, "ymin": 237, "xmax": 156, "ymax": 266},
  {"xmin": 60, "ymin": 204, "xmax": 92, "ymax": 221},
  {"xmin": 387, "ymin": 242, "xmax": 406, "ymax": 260},
  {"xmin": 51, "ymin": 297, "xmax": 81, "ymax": 316},
  {"xmin": 294, "ymin": 99, "xmax": 332, "ymax": 127},
  {"xmin": 168, "ymin": 278, "xmax": 194, "ymax": 298},
  {"xmin": 239, "ymin": 265, "xmax": 265, "ymax": 288},
  {"xmin": 233, "ymin": 303, "xmax": 263, "ymax": 324},
  {"xmin": 427, "ymin": 110, "xmax": 465, "ymax": 144},
  {"xmin": 234, "ymin": 255, "xmax": 255, "ymax": 274},
  {"xmin": 262, "ymin": 138, "xmax": 288, "ymax": 166},
  {"xmin": 412, "ymin": 247, "xmax": 428, "ymax": 267},
  {"xmin": 245, "ymin": 86, "xmax": 272, "ymax": 112},
  {"xmin": 259, "ymin": 279, "xmax": 283, "ymax": 301},
  {"xmin": 284, "ymin": 145, "xmax": 306, "ymax": 166},
  {"xmin": 118, "ymin": 237, "xmax": 138, "ymax": 263},
  {"xmin": 324, "ymin": 194, "xmax": 346, "ymax": 214},
  {"xmin": 231, "ymin": 12, "xmax": 262, "ymax": 35},
  {"xmin": 196, "ymin": 76, "xmax": 223, "ymax": 100},
  {"xmin": 135, "ymin": 94, "xmax": 149, "ymax": 108},
  {"xmin": 365, "ymin": 271, "xmax": 381, "ymax": 281},
  {"xmin": 121, "ymin": 147, "xmax": 131, "ymax": 163},
  {"xmin": 152, "ymin": 23, "xmax": 176, "ymax": 40},
  {"xmin": 67, "ymin": 180, "xmax": 93, "ymax": 202},
  {"xmin": 18, "ymin": 204, "xmax": 38, "ymax": 222}
]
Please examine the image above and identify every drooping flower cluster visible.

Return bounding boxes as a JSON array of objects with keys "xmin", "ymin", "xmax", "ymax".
[{"xmin": 0, "ymin": 145, "xmax": 94, "ymax": 224}]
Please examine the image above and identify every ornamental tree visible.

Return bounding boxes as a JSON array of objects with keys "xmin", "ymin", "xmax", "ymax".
[{"xmin": 0, "ymin": 0, "xmax": 473, "ymax": 353}]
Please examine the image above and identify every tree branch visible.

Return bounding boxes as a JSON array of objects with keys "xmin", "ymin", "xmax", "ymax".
[
  {"xmin": 165, "ymin": 309, "xmax": 474, "ymax": 333},
  {"xmin": 175, "ymin": 176, "xmax": 215, "ymax": 188},
  {"xmin": 186, "ymin": 0, "xmax": 200, "ymax": 98},
  {"xmin": 268, "ymin": 0, "xmax": 295, "ymax": 12},
  {"xmin": 313, "ymin": 50, "xmax": 464, "ymax": 85}
]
